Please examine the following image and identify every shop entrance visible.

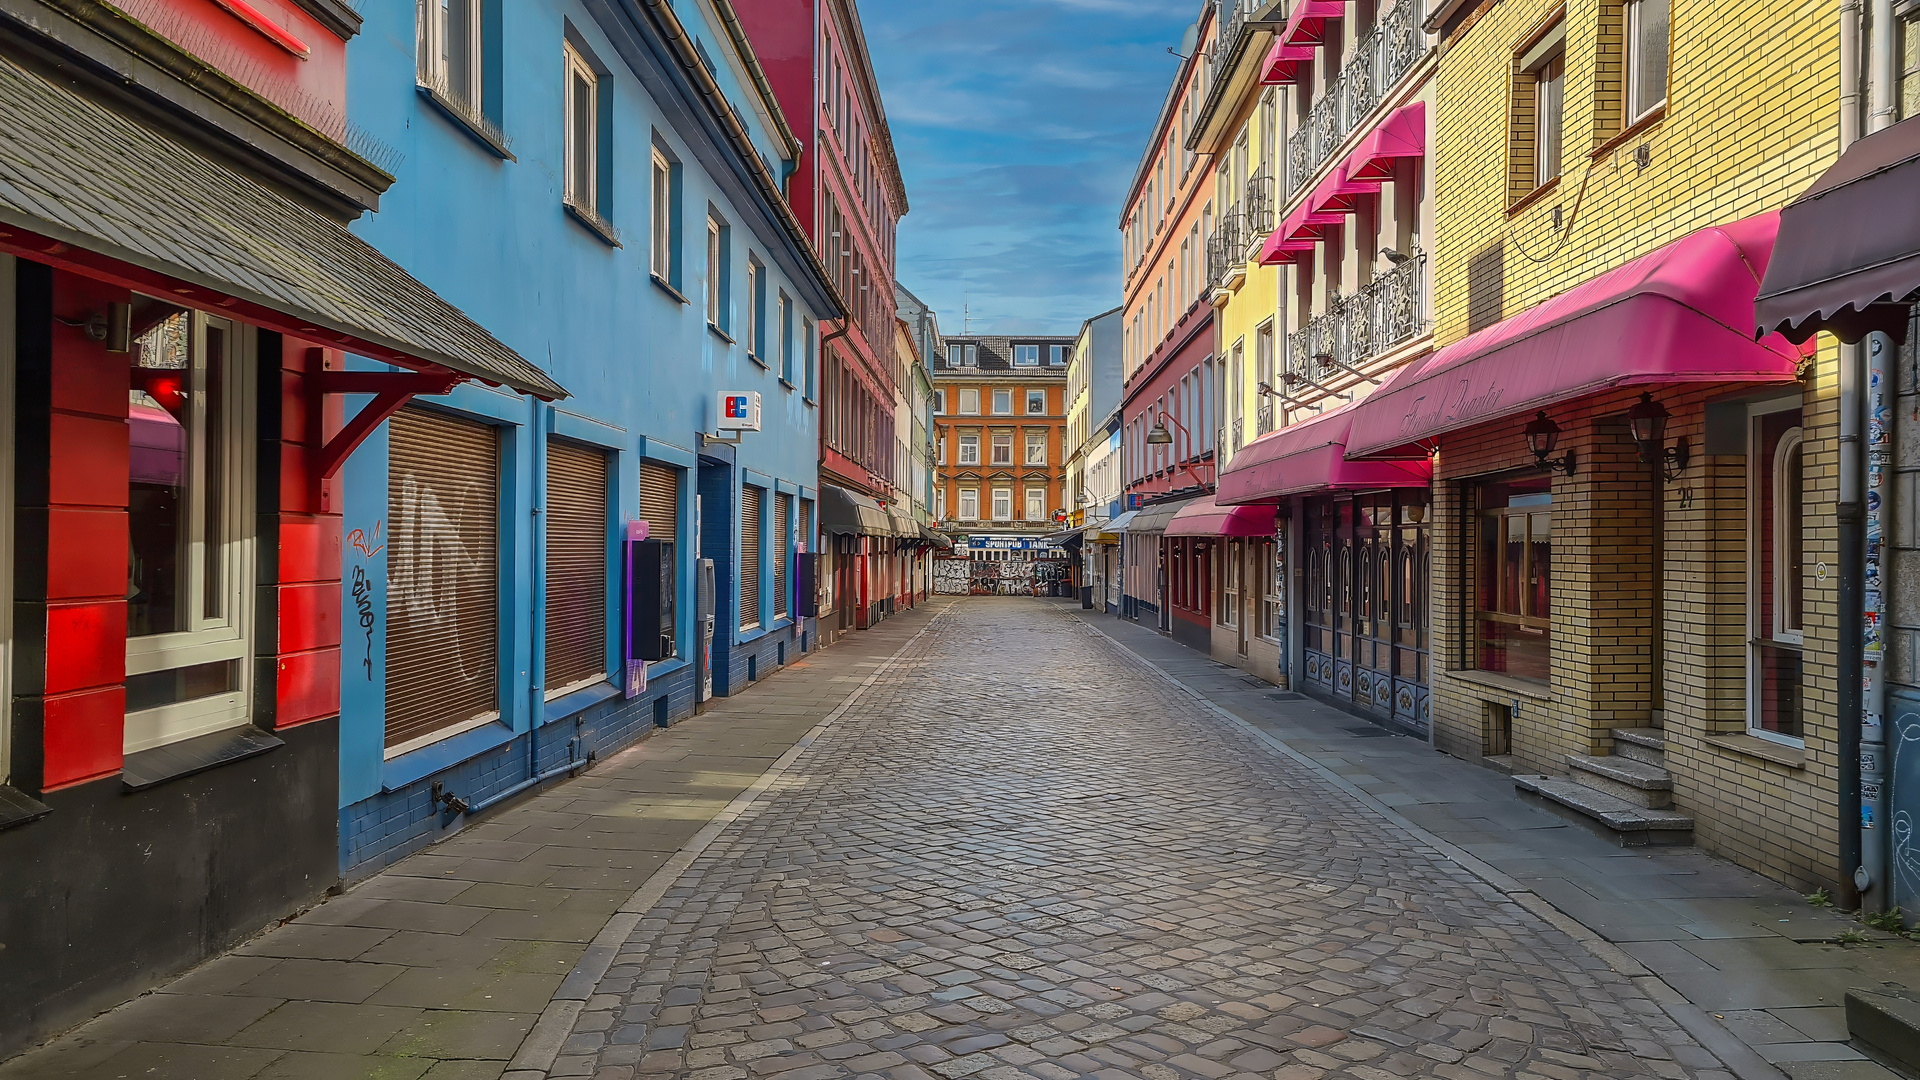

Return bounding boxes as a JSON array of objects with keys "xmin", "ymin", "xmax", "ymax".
[{"xmin": 1302, "ymin": 490, "xmax": 1430, "ymax": 733}]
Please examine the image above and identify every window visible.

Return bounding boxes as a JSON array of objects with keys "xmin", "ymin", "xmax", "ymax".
[
  {"xmin": 651, "ymin": 149, "xmax": 678, "ymax": 284},
  {"xmin": 705, "ymin": 215, "xmax": 726, "ymax": 328},
  {"xmin": 937, "ymin": 436, "xmax": 947, "ymax": 464},
  {"xmin": 125, "ymin": 307, "xmax": 255, "ymax": 754},
  {"xmin": 1026, "ymin": 390, "xmax": 1045, "ymax": 415},
  {"xmin": 1261, "ymin": 537, "xmax": 1284, "ymax": 641},
  {"xmin": 746, "ymin": 257, "xmax": 765, "ymax": 359},
  {"xmin": 774, "ymin": 494, "xmax": 791, "ymax": 620},
  {"xmin": 804, "ymin": 319, "xmax": 816, "ymax": 399},
  {"xmin": 935, "ymin": 487, "xmax": 947, "ymax": 521},
  {"xmin": 948, "ymin": 344, "xmax": 962, "ymax": 366},
  {"xmin": 993, "ymin": 389, "xmax": 1012, "ymax": 414},
  {"xmin": 563, "ymin": 44, "xmax": 603, "ymax": 225},
  {"xmin": 1512, "ymin": 21, "xmax": 1567, "ymax": 195},
  {"xmin": 964, "ymin": 344, "xmax": 978, "ymax": 366},
  {"xmin": 384, "ymin": 407, "xmax": 499, "ymax": 755},
  {"xmin": 741, "ymin": 485, "xmax": 763, "ymax": 630},
  {"xmin": 992, "ymin": 488, "xmax": 1013, "ymax": 521},
  {"xmin": 991, "ymin": 433, "xmax": 1013, "ymax": 465},
  {"xmin": 1026, "ymin": 432, "xmax": 1046, "ymax": 466},
  {"xmin": 1049, "ymin": 345, "xmax": 1068, "ymax": 365},
  {"xmin": 1014, "ymin": 344, "xmax": 1040, "ymax": 366},
  {"xmin": 1625, "ymin": 0, "xmax": 1670, "ymax": 122},
  {"xmin": 1750, "ymin": 405, "xmax": 1805, "ymax": 742},
  {"xmin": 1255, "ymin": 323, "xmax": 1275, "ymax": 435},
  {"xmin": 959, "ymin": 434, "xmax": 980, "ymax": 465},
  {"xmin": 960, "ymin": 388, "xmax": 980, "ymax": 415},
  {"xmin": 1221, "ymin": 540, "xmax": 1241, "ymax": 628},
  {"xmin": 639, "ymin": 461, "xmax": 681, "ymax": 660},
  {"xmin": 418, "ymin": 0, "xmax": 483, "ymax": 113},
  {"xmin": 934, "ymin": 390, "xmax": 946, "ymax": 414},
  {"xmin": 1026, "ymin": 487, "xmax": 1047, "ymax": 522},
  {"xmin": 959, "ymin": 488, "xmax": 979, "ymax": 519},
  {"xmin": 546, "ymin": 441, "xmax": 610, "ymax": 697},
  {"xmin": 1475, "ymin": 478, "xmax": 1552, "ymax": 683},
  {"xmin": 1902, "ymin": 6, "xmax": 1920, "ymax": 120},
  {"xmin": 779, "ymin": 291, "xmax": 794, "ymax": 383}
]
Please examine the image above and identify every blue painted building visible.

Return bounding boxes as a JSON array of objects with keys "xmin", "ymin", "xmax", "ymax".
[{"xmin": 337, "ymin": 0, "xmax": 840, "ymax": 876}]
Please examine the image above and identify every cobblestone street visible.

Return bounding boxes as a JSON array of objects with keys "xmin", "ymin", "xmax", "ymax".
[{"xmin": 545, "ymin": 599, "xmax": 1724, "ymax": 1080}]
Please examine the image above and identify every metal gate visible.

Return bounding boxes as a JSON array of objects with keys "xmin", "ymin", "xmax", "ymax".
[{"xmin": 1302, "ymin": 490, "xmax": 1430, "ymax": 733}]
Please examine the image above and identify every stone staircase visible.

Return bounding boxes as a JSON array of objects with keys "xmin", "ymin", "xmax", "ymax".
[{"xmin": 1513, "ymin": 724, "xmax": 1694, "ymax": 846}]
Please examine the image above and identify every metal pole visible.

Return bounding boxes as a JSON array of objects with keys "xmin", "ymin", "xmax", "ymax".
[{"xmin": 1838, "ymin": 0, "xmax": 1867, "ymax": 909}]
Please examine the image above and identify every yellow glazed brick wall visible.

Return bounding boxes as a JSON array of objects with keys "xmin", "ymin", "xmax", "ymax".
[{"xmin": 1431, "ymin": 0, "xmax": 1843, "ymax": 889}]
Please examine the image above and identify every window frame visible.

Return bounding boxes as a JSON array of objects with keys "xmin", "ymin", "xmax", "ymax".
[
  {"xmin": 1013, "ymin": 344, "xmax": 1040, "ymax": 367},
  {"xmin": 562, "ymin": 42, "xmax": 599, "ymax": 215},
  {"xmin": 992, "ymin": 389, "xmax": 1012, "ymax": 415},
  {"xmin": 1747, "ymin": 398, "xmax": 1806, "ymax": 746},
  {"xmin": 706, "ymin": 213, "xmax": 728, "ymax": 330},
  {"xmin": 124, "ymin": 310, "xmax": 258, "ymax": 754},
  {"xmin": 1026, "ymin": 389, "xmax": 1045, "ymax": 415},
  {"xmin": 1025, "ymin": 431, "xmax": 1046, "ymax": 466},
  {"xmin": 746, "ymin": 256, "xmax": 765, "ymax": 360},
  {"xmin": 778, "ymin": 290, "xmax": 794, "ymax": 384},
  {"xmin": 1472, "ymin": 486, "xmax": 1552, "ymax": 684},
  {"xmin": 934, "ymin": 390, "xmax": 946, "ymax": 414},
  {"xmin": 992, "ymin": 487, "xmax": 1013, "ymax": 521},
  {"xmin": 1025, "ymin": 486, "xmax": 1047, "ymax": 522},
  {"xmin": 418, "ymin": 0, "xmax": 484, "ymax": 110},
  {"xmin": 651, "ymin": 147, "xmax": 678, "ymax": 285},
  {"xmin": 1624, "ymin": 0, "xmax": 1671, "ymax": 124},
  {"xmin": 958, "ymin": 434, "xmax": 980, "ymax": 465},
  {"xmin": 991, "ymin": 433, "xmax": 1014, "ymax": 466},
  {"xmin": 959, "ymin": 487, "xmax": 979, "ymax": 520},
  {"xmin": 959, "ymin": 387, "xmax": 979, "ymax": 415},
  {"xmin": 1532, "ymin": 48, "xmax": 1566, "ymax": 189}
]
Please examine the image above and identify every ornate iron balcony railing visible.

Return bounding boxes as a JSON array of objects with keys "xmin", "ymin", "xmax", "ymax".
[
  {"xmin": 1281, "ymin": 250, "xmax": 1428, "ymax": 392},
  {"xmin": 1282, "ymin": 0, "xmax": 1423, "ymax": 200}
]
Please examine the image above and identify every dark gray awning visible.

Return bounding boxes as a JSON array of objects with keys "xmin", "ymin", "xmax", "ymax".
[
  {"xmin": 818, "ymin": 485, "xmax": 893, "ymax": 536},
  {"xmin": 1756, "ymin": 115, "xmax": 1920, "ymax": 345},
  {"xmin": 0, "ymin": 53, "xmax": 566, "ymax": 399},
  {"xmin": 1126, "ymin": 496, "xmax": 1202, "ymax": 534},
  {"xmin": 919, "ymin": 525, "xmax": 952, "ymax": 550}
]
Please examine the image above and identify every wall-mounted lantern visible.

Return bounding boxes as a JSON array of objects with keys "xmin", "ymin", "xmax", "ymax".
[
  {"xmin": 1626, "ymin": 391, "xmax": 1689, "ymax": 482},
  {"xmin": 1523, "ymin": 410, "xmax": 1576, "ymax": 476}
]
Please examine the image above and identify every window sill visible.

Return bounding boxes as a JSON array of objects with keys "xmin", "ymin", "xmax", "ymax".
[
  {"xmin": 748, "ymin": 353, "xmax": 769, "ymax": 370},
  {"xmin": 1506, "ymin": 174, "xmax": 1562, "ymax": 219},
  {"xmin": 417, "ymin": 82, "xmax": 514, "ymax": 160},
  {"xmin": 738, "ymin": 625, "xmax": 768, "ymax": 644},
  {"xmin": 122, "ymin": 725, "xmax": 285, "ymax": 792},
  {"xmin": 564, "ymin": 199, "xmax": 623, "ymax": 247},
  {"xmin": 544, "ymin": 679, "xmax": 620, "ymax": 724},
  {"xmin": 650, "ymin": 273, "xmax": 690, "ymax": 305},
  {"xmin": 1590, "ymin": 105, "xmax": 1667, "ymax": 161},
  {"xmin": 1706, "ymin": 732, "xmax": 1806, "ymax": 770},
  {"xmin": 779, "ymin": 377, "xmax": 798, "ymax": 391},
  {"xmin": 0, "ymin": 785, "xmax": 50, "ymax": 832},
  {"xmin": 1444, "ymin": 668, "xmax": 1553, "ymax": 702},
  {"xmin": 709, "ymin": 322, "xmax": 735, "ymax": 345}
]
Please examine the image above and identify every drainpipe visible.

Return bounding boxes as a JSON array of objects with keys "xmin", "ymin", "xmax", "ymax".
[{"xmin": 1838, "ymin": 0, "xmax": 1872, "ymax": 909}]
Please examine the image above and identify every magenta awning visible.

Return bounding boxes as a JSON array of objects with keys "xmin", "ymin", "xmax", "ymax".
[
  {"xmin": 1347, "ymin": 101, "xmax": 1426, "ymax": 183},
  {"xmin": 1164, "ymin": 495, "xmax": 1279, "ymax": 538},
  {"xmin": 1344, "ymin": 212, "xmax": 1808, "ymax": 459},
  {"xmin": 1259, "ymin": 190, "xmax": 1343, "ymax": 264},
  {"xmin": 1279, "ymin": 0, "xmax": 1346, "ymax": 48},
  {"xmin": 1259, "ymin": 40, "xmax": 1315, "ymax": 84},
  {"xmin": 1311, "ymin": 163, "xmax": 1381, "ymax": 215},
  {"xmin": 1218, "ymin": 403, "xmax": 1432, "ymax": 504}
]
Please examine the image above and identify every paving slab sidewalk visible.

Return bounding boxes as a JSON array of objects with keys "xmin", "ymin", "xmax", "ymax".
[
  {"xmin": 0, "ymin": 604, "xmax": 946, "ymax": 1080},
  {"xmin": 1081, "ymin": 606, "xmax": 1920, "ymax": 1080}
]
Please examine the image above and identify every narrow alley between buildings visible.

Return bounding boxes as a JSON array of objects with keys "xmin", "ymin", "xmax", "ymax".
[{"xmin": 9, "ymin": 598, "xmax": 1908, "ymax": 1080}]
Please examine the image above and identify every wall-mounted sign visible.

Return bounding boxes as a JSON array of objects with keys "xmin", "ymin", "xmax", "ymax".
[{"xmin": 717, "ymin": 391, "xmax": 762, "ymax": 431}]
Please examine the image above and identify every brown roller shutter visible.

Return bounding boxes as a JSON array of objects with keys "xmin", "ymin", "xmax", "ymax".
[
  {"xmin": 799, "ymin": 499, "xmax": 812, "ymax": 553},
  {"xmin": 774, "ymin": 494, "xmax": 790, "ymax": 618},
  {"xmin": 546, "ymin": 441, "xmax": 609, "ymax": 692},
  {"xmin": 741, "ymin": 486, "xmax": 762, "ymax": 629},
  {"xmin": 386, "ymin": 408, "xmax": 499, "ymax": 750},
  {"xmin": 640, "ymin": 461, "xmax": 680, "ymax": 542}
]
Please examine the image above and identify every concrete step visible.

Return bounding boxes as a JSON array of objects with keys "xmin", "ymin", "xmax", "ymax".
[
  {"xmin": 1848, "ymin": 989, "xmax": 1920, "ymax": 1076},
  {"xmin": 1569, "ymin": 753, "xmax": 1675, "ymax": 809},
  {"xmin": 1611, "ymin": 727, "xmax": 1667, "ymax": 768},
  {"xmin": 1514, "ymin": 774, "xmax": 1693, "ymax": 846}
]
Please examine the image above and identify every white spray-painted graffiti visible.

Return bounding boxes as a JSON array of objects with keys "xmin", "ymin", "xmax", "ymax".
[
  {"xmin": 390, "ymin": 472, "xmax": 496, "ymax": 692},
  {"xmin": 933, "ymin": 558, "xmax": 971, "ymax": 595}
]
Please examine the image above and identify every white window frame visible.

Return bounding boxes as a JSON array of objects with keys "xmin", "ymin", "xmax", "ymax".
[
  {"xmin": 1624, "ymin": 0, "xmax": 1670, "ymax": 123},
  {"xmin": 746, "ymin": 257, "xmax": 763, "ymax": 359},
  {"xmin": 563, "ymin": 43, "xmax": 598, "ymax": 213},
  {"xmin": 993, "ymin": 389, "xmax": 1012, "ymax": 415},
  {"xmin": 778, "ymin": 290, "xmax": 793, "ymax": 382},
  {"xmin": 959, "ymin": 435, "xmax": 980, "ymax": 465},
  {"xmin": 991, "ymin": 433, "xmax": 1013, "ymax": 466},
  {"xmin": 1026, "ymin": 390, "xmax": 1045, "ymax": 415},
  {"xmin": 1014, "ymin": 344, "xmax": 1039, "ymax": 366},
  {"xmin": 959, "ymin": 488, "xmax": 979, "ymax": 519},
  {"xmin": 125, "ymin": 310, "xmax": 257, "ymax": 754},
  {"xmin": 1261, "ymin": 538, "xmax": 1284, "ymax": 642},
  {"xmin": 418, "ymin": 0, "xmax": 483, "ymax": 106},
  {"xmin": 1025, "ymin": 487, "xmax": 1046, "ymax": 522},
  {"xmin": 992, "ymin": 488, "xmax": 1013, "ymax": 521},
  {"xmin": 706, "ymin": 214, "xmax": 723, "ymax": 328},
  {"xmin": 1025, "ymin": 432, "xmax": 1046, "ymax": 466},
  {"xmin": 960, "ymin": 388, "xmax": 979, "ymax": 415},
  {"xmin": 964, "ymin": 344, "xmax": 978, "ymax": 367},
  {"xmin": 1745, "ymin": 398, "xmax": 1805, "ymax": 747},
  {"xmin": 937, "ymin": 437, "xmax": 947, "ymax": 465},
  {"xmin": 1222, "ymin": 539, "xmax": 1241, "ymax": 628},
  {"xmin": 651, "ymin": 149, "xmax": 673, "ymax": 280},
  {"xmin": 948, "ymin": 344, "xmax": 962, "ymax": 366},
  {"xmin": 1533, "ymin": 48, "xmax": 1565, "ymax": 188},
  {"xmin": 935, "ymin": 487, "xmax": 946, "ymax": 521},
  {"xmin": 934, "ymin": 390, "xmax": 946, "ymax": 414}
]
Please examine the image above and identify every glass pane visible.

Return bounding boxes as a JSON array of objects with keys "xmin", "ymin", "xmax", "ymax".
[
  {"xmin": 1479, "ymin": 619, "xmax": 1550, "ymax": 681},
  {"xmin": 571, "ymin": 70, "xmax": 594, "ymax": 205},
  {"xmin": 1504, "ymin": 513, "xmax": 1525, "ymax": 617},
  {"xmin": 1783, "ymin": 442, "xmax": 1803, "ymax": 632},
  {"xmin": 1529, "ymin": 511, "xmax": 1551, "ymax": 620},
  {"xmin": 201, "ymin": 325, "xmax": 226, "ymax": 621},
  {"xmin": 126, "ymin": 660, "xmax": 235, "ymax": 713},
  {"xmin": 1632, "ymin": 0, "xmax": 1670, "ymax": 113},
  {"xmin": 1477, "ymin": 513, "xmax": 1498, "ymax": 614},
  {"xmin": 1757, "ymin": 641, "xmax": 1803, "ymax": 738},
  {"xmin": 444, "ymin": 0, "xmax": 475, "ymax": 100},
  {"xmin": 129, "ymin": 309, "xmax": 193, "ymax": 637}
]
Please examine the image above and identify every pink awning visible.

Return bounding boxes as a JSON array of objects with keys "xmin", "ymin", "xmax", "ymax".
[
  {"xmin": 1347, "ymin": 101, "xmax": 1426, "ymax": 183},
  {"xmin": 1218, "ymin": 403, "xmax": 1432, "ymax": 504},
  {"xmin": 1310, "ymin": 163, "xmax": 1381, "ymax": 215},
  {"xmin": 1344, "ymin": 212, "xmax": 1809, "ymax": 459},
  {"xmin": 1165, "ymin": 495, "xmax": 1279, "ymax": 537},
  {"xmin": 1279, "ymin": 0, "xmax": 1346, "ymax": 48},
  {"xmin": 1259, "ymin": 40, "xmax": 1315, "ymax": 84},
  {"xmin": 1259, "ymin": 190, "xmax": 1344, "ymax": 264}
]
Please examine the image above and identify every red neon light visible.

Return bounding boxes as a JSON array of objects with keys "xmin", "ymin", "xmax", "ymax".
[{"xmin": 208, "ymin": 0, "xmax": 311, "ymax": 59}]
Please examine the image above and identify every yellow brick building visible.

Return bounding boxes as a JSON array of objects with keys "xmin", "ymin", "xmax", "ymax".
[{"xmin": 1412, "ymin": 0, "xmax": 1844, "ymax": 887}]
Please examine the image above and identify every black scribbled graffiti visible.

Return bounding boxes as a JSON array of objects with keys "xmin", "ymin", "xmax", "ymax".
[{"xmin": 351, "ymin": 565, "xmax": 376, "ymax": 680}]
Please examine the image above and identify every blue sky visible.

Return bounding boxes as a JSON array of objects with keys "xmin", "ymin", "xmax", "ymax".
[{"xmin": 862, "ymin": 0, "xmax": 1199, "ymax": 337}]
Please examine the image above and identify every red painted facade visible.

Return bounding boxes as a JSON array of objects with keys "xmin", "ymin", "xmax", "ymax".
[{"xmin": 1121, "ymin": 302, "xmax": 1218, "ymax": 504}]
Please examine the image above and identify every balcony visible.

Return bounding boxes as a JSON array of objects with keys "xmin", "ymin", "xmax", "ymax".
[
  {"xmin": 1281, "ymin": 251, "xmax": 1428, "ymax": 393},
  {"xmin": 1283, "ymin": 0, "xmax": 1422, "ymax": 201},
  {"xmin": 1243, "ymin": 165, "xmax": 1275, "ymax": 241},
  {"xmin": 1206, "ymin": 205, "xmax": 1245, "ymax": 290}
]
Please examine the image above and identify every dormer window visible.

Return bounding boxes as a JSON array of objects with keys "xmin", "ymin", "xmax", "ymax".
[{"xmin": 1014, "ymin": 344, "xmax": 1039, "ymax": 366}]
